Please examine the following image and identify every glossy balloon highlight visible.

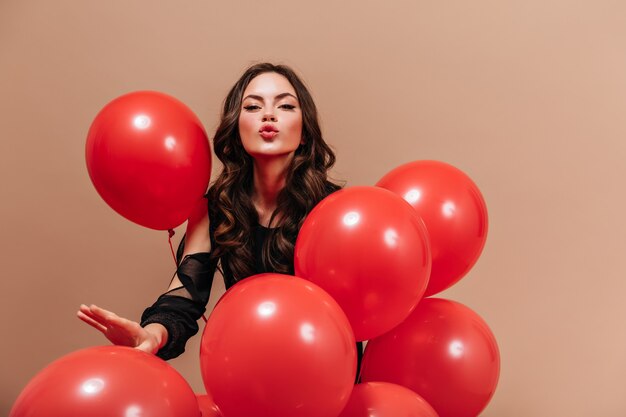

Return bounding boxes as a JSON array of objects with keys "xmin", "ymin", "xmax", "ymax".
[
  {"xmin": 200, "ymin": 274, "xmax": 356, "ymax": 417},
  {"xmin": 338, "ymin": 382, "xmax": 439, "ymax": 417},
  {"xmin": 10, "ymin": 346, "xmax": 200, "ymax": 417},
  {"xmin": 86, "ymin": 91, "xmax": 211, "ymax": 230},
  {"xmin": 196, "ymin": 394, "xmax": 221, "ymax": 417},
  {"xmin": 377, "ymin": 160, "xmax": 488, "ymax": 296},
  {"xmin": 295, "ymin": 186, "xmax": 431, "ymax": 341},
  {"xmin": 361, "ymin": 298, "xmax": 500, "ymax": 417}
]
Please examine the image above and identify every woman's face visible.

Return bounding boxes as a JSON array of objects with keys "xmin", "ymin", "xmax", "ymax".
[{"xmin": 238, "ymin": 72, "xmax": 303, "ymax": 159}]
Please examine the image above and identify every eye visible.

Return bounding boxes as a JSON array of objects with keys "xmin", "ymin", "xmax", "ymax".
[
  {"xmin": 243, "ymin": 104, "xmax": 261, "ymax": 111},
  {"xmin": 279, "ymin": 104, "xmax": 296, "ymax": 110}
]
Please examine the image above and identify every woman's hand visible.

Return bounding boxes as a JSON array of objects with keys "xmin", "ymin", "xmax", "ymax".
[
  {"xmin": 77, "ymin": 200, "xmax": 208, "ymax": 355},
  {"xmin": 77, "ymin": 304, "xmax": 167, "ymax": 354}
]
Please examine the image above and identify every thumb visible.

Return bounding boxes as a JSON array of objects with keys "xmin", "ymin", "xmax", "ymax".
[{"xmin": 136, "ymin": 339, "xmax": 159, "ymax": 355}]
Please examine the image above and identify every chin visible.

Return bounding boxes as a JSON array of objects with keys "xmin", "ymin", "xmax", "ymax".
[{"xmin": 245, "ymin": 148, "xmax": 297, "ymax": 160}]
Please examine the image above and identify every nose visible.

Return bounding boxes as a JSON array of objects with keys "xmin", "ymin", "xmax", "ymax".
[{"xmin": 262, "ymin": 113, "xmax": 277, "ymax": 122}]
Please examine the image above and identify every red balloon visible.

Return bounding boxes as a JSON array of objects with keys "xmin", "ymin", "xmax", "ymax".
[
  {"xmin": 86, "ymin": 91, "xmax": 211, "ymax": 230},
  {"xmin": 338, "ymin": 382, "xmax": 439, "ymax": 417},
  {"xmin": 10, "ymin": 346, "xmax": 200, "ymax": 417},
  {"xmin": 200, "ymin": 274, "xmax": 356, "ymax": 417},
  {"xmin": 196, "ymin": 394, "xmax": 221, "ymax": 417},
  {"xmin": 294, "ymin": 186, "xmax": 431, "ymax": 341},
  {"xmin": 361, "ymin": 298, "xmax": 500, "ymax": 417},
  {"xmin": 376, "ymin": 160, "xmax": 488, "ymax": 296}
]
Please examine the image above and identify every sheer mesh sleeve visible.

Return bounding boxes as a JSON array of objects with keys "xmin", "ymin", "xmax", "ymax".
[{"xmin": 140, "ymin": 236, "xmax": 218, "ymax": 360}]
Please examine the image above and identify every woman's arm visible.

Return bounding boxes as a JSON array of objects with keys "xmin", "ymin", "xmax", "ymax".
[
  {"xmin": 77, "ymin": 197, "xmax": 213, "ymax": 356},
  {"xmin": 168, "ymin": 196, "xmax": 212, "ymax": 289}
]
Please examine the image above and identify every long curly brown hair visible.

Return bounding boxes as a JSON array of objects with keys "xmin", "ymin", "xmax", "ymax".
[{"xmin": 206, "ymin": 63, "xmax": 340, "ymax": 281}]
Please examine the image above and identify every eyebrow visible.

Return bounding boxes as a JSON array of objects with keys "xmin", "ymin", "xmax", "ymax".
[{"xmin": 242, "ymin": 92, "xmax": 298, "ymax": 102}]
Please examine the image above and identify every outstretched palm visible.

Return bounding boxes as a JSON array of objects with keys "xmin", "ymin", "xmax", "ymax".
[{"xmin": 77, "ymin": 304, "xmax": 158, "ymax": 354}]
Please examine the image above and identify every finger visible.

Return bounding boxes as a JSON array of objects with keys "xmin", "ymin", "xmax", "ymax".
[
  {"xmin": 85, "ymin": 305, "xmax": 141, "ymax": 336},
  {"xmin": 95, "ymin": 309, "xmax": 143, "ymax": 336},
  {"xmin": 87, "ymin": 305, "xmax": 124, "ymax": 325},
  {"xmin": 78, "ymin": 306, "xmax": 111, "ymax": 327},
  {"xmin": 136, "ymin": 340, "xmax": 158, "ymax": 355},
  {"xmin": 79, "ymin": 304, "xmax": 95, "ymax": 316},
  {"xmin": 88, "ymin": 304, "xmax": 117, "ymax": 319},
  {"xmin": 77, "ymin": 311, "xmax": 107, "ymax": 333}
]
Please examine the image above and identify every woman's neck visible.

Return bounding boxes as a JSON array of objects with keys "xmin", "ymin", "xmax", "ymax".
[{"xmin": 252, "ymin": 155, "xmax": 292, "ymax": 226}]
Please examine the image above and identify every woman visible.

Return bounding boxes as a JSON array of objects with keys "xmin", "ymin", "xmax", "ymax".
[{"xmin": 78, "ymin": 63, "xmax": 363, "ymax": 370}]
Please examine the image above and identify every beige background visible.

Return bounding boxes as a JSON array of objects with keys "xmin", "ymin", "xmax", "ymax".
[{"xmin": 2, "ymin": 1, "xmax": 625, "ymax": 416}]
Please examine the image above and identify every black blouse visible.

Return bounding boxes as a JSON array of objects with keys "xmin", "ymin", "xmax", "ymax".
[
  {"xmin": 140, "ymin": 200, "xmax": 364, "ymax": 379},
  {"xmin": 140, "ymin": 224, "xmax": 280, "ymax": 359},
  {"xmin": 141, "ymin": 225, "xmax": 363, "ymax": 369}
]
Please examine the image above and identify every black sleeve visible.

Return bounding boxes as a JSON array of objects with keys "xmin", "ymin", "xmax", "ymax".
[{"xmin": 140, "ymin": 237, "xmax": 219, "ymax": 360}]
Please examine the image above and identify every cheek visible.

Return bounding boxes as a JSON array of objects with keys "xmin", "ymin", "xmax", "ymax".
[
  {"xmin": 286, "ymin": 115, "xmax": 303, "ymax": 137},
  {"xmin": 238, "ymin": 115, "xmax": 255, "ymax": 137}
]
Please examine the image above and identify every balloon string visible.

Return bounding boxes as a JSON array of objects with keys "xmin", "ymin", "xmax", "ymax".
[
  {"xmin": 168, "ymin": 229, "xmax": 208, "ymax": 323},
  {"xmin": 167, "ymin": 229, "xmax": 177, "ymax": 266}
]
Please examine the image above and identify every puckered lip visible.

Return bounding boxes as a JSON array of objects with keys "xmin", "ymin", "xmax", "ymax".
[{"xmin": 259, "ymin": 124, "xmax": 279, "ymax": 133}]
